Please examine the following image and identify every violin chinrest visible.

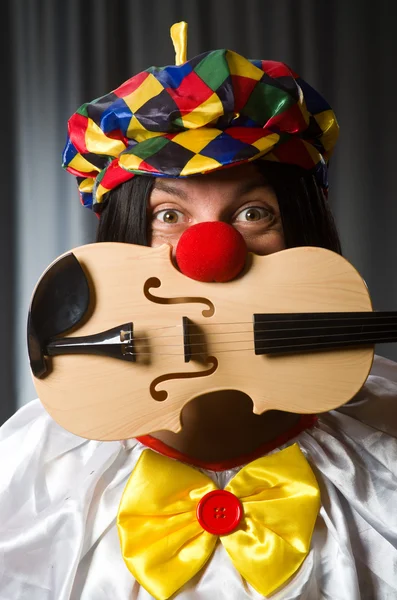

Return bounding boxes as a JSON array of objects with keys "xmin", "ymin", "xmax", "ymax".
[{"xmin": 27, "ymin": 253, "xmax": 90, "ymax": 377}]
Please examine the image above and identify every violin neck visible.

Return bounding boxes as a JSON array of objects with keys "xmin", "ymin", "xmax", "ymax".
[{"xmin": 253, "ymin": 311, "xmax": 397, "ymax": 355}]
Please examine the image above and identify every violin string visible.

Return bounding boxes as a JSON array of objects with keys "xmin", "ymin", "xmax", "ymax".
[
  {"xmin": 130, "ymin": 348, "xmax": 254, "ymax": 356},
  {"xmin": 130, "ymin": 333, "xmax": 391, "ymax": 357},
  {"xmin": 134, "ymin": 314, "xmax": 397, "ymax": 341},
  {"xmin": 134, "ymin": 323, "xmax": 397, "ymax": 344},
  {"xmin": 139, "ymin": 313, "xmax": 397, "ymax": 336},
  {"xmin": 132, "ymin": 329, "xmax": 397, "ymax": 357}
]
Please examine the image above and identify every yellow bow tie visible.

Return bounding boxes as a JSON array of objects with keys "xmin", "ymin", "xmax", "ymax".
[{"xmin": 117, "ymin": 444, "xmax": 320, "ymax": 600}]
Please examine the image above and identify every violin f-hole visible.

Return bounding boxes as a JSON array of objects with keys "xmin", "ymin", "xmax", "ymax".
[
  {"xmin": 144, "ymin": 277, "xmax": 215, "ymax": 317},
  {"xmin": 150, "ymin": 357, "xmax": 218, "ymax": 402}
]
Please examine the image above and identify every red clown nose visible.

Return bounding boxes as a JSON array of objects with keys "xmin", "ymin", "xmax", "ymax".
[{"xmin": 175, "ymin": 222, "xmax": 248, "ymax": 282}]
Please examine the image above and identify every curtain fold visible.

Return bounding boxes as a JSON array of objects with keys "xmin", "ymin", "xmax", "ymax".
[
  {"xmin": 0, "ymin": 1, "xmax": 16, "ymax": 425},
  {"xmin": 2, "ymin": 0, "xmax": 396, "ymax": 423}
]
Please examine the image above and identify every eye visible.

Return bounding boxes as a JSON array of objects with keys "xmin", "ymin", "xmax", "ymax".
[
  {"xmin": 234, "ymin": 206, "xmax": 274, "ymax": 223},
  {"xmin": 153, "ymin": 209, "xmax": 184, "ymax": 224}
]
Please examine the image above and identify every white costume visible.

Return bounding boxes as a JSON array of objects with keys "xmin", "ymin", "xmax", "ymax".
[{"xmin": 0, "ymin": 354, "xmax": 397, "ymax": 600}]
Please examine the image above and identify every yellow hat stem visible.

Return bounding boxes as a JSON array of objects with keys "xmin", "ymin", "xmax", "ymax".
[{"xmin": 170, "ymin": 21, "xmax": 188, "ymax": 65}]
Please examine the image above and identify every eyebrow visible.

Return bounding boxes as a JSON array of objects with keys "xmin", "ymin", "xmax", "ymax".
[
  {"xmin": 152, "ymin": 177, "xmax": 271, "ymax": 202},
  {"xmin": 153, "ymin": 180, "xmax": 190, "ymax": 201},
  {"xmin": 234, "ymin": 178, "xmax": 271, "ymax": 197}
]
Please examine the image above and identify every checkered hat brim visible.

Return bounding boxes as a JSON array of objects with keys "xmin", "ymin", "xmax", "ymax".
[{"xmin": 62, "ymin": 49, "xmax": 339, "ymax": 210}]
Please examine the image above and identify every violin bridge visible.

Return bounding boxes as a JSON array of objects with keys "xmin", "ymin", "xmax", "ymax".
[{"xmin": 182, "ymin": 316, "xmax": 191, "ymax": 363}]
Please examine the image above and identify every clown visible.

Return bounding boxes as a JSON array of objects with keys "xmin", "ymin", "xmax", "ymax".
[{"xmin": 1, "ymin": 22, "xmax": 397, "ymax": 600}]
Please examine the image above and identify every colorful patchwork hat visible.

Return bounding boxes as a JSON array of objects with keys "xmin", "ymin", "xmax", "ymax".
[{"xmin": 62, "ymin": 22, "xmax": 339, "ymax": 212}]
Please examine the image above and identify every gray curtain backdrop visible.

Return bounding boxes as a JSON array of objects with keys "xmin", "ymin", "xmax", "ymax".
[{"xmin": 1, "ymin": 0, "xmax": 397, "ymax": 424}]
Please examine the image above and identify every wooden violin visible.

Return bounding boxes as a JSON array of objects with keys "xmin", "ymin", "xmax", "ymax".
[{"xmin": 28, "ymin": 242, "xmax": 397, "ymax": 440}]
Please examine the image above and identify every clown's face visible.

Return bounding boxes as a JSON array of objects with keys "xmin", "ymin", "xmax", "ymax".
[{"xmin": 147, "ymin": 164, "xmax": 285, "ymax": 256}]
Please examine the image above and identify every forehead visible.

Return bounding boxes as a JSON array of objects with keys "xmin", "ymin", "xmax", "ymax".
[{"xmin": 152, "ymin": 163, "xmax": 269, "ymax": 195}]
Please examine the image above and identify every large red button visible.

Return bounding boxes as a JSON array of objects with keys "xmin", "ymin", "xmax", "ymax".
[{"xmin": 196, "ymin": 490, "xmax": 243, "ymax": 535}]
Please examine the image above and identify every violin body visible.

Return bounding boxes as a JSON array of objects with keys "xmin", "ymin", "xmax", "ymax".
[{"xmin": 30, "ymin": 243, "xmax": 375, "ymax": 440}]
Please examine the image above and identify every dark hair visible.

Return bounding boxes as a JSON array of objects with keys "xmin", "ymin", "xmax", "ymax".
[
  {"xmin": 96, "ymin": 162, "xmax": 342, "ymax": 254},
  {"xmin": 96, "ymin": 175, "xmax": 154, "ymax": 245},
  {"xmin": 258, "ymin": 163, "xmax": 342, "ymax": 254}
]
